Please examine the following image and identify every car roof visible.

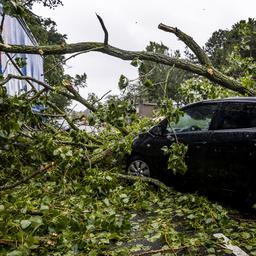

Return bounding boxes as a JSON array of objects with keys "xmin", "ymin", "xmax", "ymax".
[{"xmin": 183, "ymin": 97, "xmax": 256, "ymax": 109}]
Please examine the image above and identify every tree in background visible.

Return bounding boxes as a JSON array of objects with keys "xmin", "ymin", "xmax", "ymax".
[
  {"xmin": 205, "ymin": 18, "xmax": 256, "ymax": 79},
  {"xmin": 23, "ymin": 9, "xmax": 72, "ymax": 110},
  {"xmin": 9, "ymin": 0, "xmax": 63, "ymax": 9},
  {"xmin": 126, "ymin": 19, "xmax": 256, "ymax": 105},
  {"xmin": 120, "ymin": 42, "xmax": 189, "ymax": 105},
  {"xmin": 174, "ymin": 18, "xmax": 256, "ymax": 104},
  {"xmin": 124, "ymin": 21, "xmax": 256, "ymax": 105}
]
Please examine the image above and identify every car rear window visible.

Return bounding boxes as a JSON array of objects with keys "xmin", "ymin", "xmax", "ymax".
[{"xmin": 217, "ymin": 102, "xmax": 256, "ymax": 129}]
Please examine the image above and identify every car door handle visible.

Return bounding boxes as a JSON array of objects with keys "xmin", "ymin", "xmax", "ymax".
[{"xmin": 195, "ymin": 141, "xmax": 207, "ymax": 145}]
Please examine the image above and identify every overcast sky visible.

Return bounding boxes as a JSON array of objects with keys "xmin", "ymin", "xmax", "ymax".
[{"xmin": 33, "ymin": 0, "xmax": 256, "ymax": 109}]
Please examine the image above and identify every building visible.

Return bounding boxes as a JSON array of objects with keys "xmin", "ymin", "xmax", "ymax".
[
  {"xmin": 0, "ymin": 3, "xmax": 44, "ymax": 96},
  {"xmin": 136, "ymin": 102, "xmax": 158, "ymax": 117}
]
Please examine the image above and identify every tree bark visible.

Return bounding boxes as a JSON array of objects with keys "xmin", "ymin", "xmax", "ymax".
[{"xmin": 0, "ymin": 42, "xmax": 254, "ymax": 96}]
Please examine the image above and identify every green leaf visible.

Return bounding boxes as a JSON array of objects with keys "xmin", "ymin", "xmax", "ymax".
[
  {"xmin": 119, "ymin": 194, "xmax": 128, "ymax": 199},
  {"xmin": 241, "ymin": 232, "xmax": 251, "ymax": 239},
  {"xmin": 105, "ymin": 175, "xmax": 112, "ymax": 181},
  {"xmin": 187, "ymin": 214, "xmax": 195, "ymax": 219},
  {"xmin": 20, "ymin": 219, "xmax": 32, "ymax": 229},
  {"xmin": 118, "ymin": 75, "xmax": 129, "ymax": 90},
  {"xmin": 29, "ymin": 216, "xmax": 43, "ymax": 225},
  {"xmin": 131, "ymin": 58, "xmax": 140, "ymax": 67},
  {"xmin": 7, "ymin": 251, "xmax": 23, "ymax": 256},
  {"xmin": 40, "ymin": 204, "xmax": 49, "ymax": 211},
  {"xmin": 0, "ymin": 204, "xmax": 5, "ymax": 212},
  {"xmin": 143, "ymin": 79, "xmax": 153, "ymax": 88},
  {"xmin": 103, "ymin": 198, "xmax": 110, "ymax": 206}
]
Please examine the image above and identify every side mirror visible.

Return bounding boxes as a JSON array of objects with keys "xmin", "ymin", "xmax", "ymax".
[{"xmin": 149, "ymin": 125, "xmax": 164, "ymax": 136}]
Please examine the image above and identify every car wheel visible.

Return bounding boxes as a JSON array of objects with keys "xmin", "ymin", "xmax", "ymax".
[{"xmin": 127, "ymin": 156, "xmax": 151, "ymax": 177}]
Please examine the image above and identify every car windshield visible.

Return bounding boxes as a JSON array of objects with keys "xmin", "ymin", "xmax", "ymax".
[{"xmin": 167, "ymin": 104, "xmax": 217, "ymax": 132}]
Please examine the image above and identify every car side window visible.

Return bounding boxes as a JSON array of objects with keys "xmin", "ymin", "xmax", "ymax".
[
  {"xmin": 217, "ymin": 103, "xmax": 256, "ymax": 129},
  {"xmin": 167, "ymin": 103, "xmax": 217, "ymax": 133}
]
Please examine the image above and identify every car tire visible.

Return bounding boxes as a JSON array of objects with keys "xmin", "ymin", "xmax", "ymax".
[{"xmin": 127, "ymin": 155, "xmax": 151, "ymax": 177}]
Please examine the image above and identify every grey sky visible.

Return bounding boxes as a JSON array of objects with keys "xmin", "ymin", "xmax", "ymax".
[{"xmin": 33, "ymin": 0, "xmax": 256, "ymax": 109}]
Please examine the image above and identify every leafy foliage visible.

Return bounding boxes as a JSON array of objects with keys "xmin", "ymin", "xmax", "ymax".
[
  {"xmin": 178, "ymin": 77, "xmax": 237, "ymax": 104},
  {"xmin": 162, "ymin": 143, "xmax": 188, "ymax": 175},
  {"xmin": 1, "ymin": 168, "xmax": 256, "ymax": 255}
]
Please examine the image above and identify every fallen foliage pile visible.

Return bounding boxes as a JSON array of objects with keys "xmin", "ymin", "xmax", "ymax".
[{"xmin": 1, "ymin": 168, "xmax": 256, "ymax": 256}]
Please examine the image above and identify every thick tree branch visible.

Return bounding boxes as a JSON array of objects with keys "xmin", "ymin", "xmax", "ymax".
[
  {"xmin": 158, "ymin": 23, "xmax": 212, "ymax": 67},
  {"xmin": 0, "ymin": 42, "xmax": 253, "ymax": 96}
]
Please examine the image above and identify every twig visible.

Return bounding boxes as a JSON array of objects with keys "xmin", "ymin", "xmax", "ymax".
[
  {"xmin": 92, "ymin": 90, "xmax": 111, "ymax": 105},
  {"xmin": 113, "ymin": 173, "xmax": 174, "ymax": 193},
  {"xmin": 47, "ymin": 101, "xmax": 79, "ymax": 130},
  {"xmin": 44, "ymin": 46, "xmax": 104, "ymax": 76},
  {"xmin": 96, "ymin": 13, "xmax": 109, "ymax": 45},
  {"xmin": 47, "ymin": 101, "xmax": 103, "ymax": 145},
  {"xmin": 18, "ymin": 131, "xmax": 33, "ymax": 139},
  {"xmin": 29, "ymin": 88, "xmax": 47, "ymax": 102},
  {"xmin": 0, "ymin": 162, "xmax": 54, "ymax": 191},
  {"xmin": 0, "ymin": 239, "xmax": 16, "ymax": 246},
  {"xmin": 0, "ymin": 74, "xmax": 75, "ymax": 100},
  {"xmin": 0, "ymin": 13, "xmax": 5, "ymax": 33}
]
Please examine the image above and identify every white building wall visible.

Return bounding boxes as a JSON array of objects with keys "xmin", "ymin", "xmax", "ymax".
[{"xmin": 0, "ymin": 5, "xmax": 44, "ymax": 95}]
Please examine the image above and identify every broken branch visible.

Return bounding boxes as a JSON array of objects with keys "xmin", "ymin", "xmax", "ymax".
[
  {"xmin": 96, "ymin": 13, "xmax": 109, "ymax": 45},
  {"xmin": 158, "ymin": 23, "xmax": 212, "ymax": 67}
]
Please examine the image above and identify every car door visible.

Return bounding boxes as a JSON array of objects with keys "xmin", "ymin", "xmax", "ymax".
[
  {"xmin": 205, "ymin": 102, "xmax": 256, "ymax": 197},
  {"xmin": 165, "ymin": 102, "xmax": 219, "ymax": 188}
]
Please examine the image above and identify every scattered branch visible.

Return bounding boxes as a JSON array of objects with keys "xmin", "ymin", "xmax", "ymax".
[
  {"xmin": 47, "ymin": 101, "xmax": 79, "ymax": 131},
  {"xmin": 47, "ymin": 101, "xmax": 103, "ymax": 145},
  {"xmin": 0, "ymin": 73, "xmax": 129, "ymax": 135},
  {"xmin": 0, "ymin": 74, "xmax": 76, "ymax": 100},
  {"xmin": 114, "ymin": 173, "xmax": 174, "ymax": 193},
  {"xmin": 0, "ymin": 239, "xmax": 16, "ymax": 246},
  {"xmin": 0, "ymin": 162, "xmax": 54, "ymax": 191},
  {"xmin": 54, "ymin": 140, "xmax": 99, "ymax": 150}
]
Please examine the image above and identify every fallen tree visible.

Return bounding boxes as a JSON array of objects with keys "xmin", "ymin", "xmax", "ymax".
[
  {"xmin": 0, "ymin": 17, "xmax": 254, "ymax": 96},
  {"xmin": 1, "ymin": 11, "xmax": 256, "ymax": 189},
  {"xmin": 1, "ymin": 4, "xmax": 256, "ymax": 255}
]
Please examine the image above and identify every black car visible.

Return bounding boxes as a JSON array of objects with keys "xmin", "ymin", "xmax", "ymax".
[{"xmin": 127, "ymin": 97, "xmax": 256, "ymax": 204}]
